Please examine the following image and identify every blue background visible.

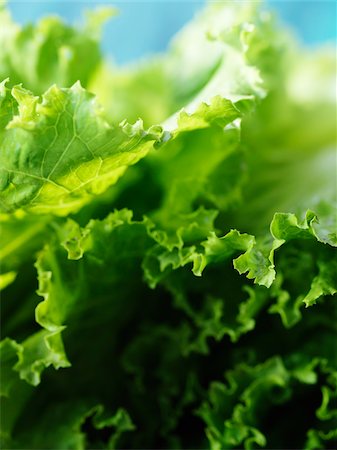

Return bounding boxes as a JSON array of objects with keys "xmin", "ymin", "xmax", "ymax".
[{"xmin": 7, "ymin": 1, "xmax": 337, "ymax": 64}]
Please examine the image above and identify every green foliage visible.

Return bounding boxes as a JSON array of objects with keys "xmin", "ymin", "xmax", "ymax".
[{"xmin": 0, "ymin": 2, "xmax": 336, "ymax": 449}]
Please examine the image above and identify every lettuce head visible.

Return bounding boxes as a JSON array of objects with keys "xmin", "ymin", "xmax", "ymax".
[{"xmin": 0, "ymin": 2, "xmax": 336, "ymax": 449}]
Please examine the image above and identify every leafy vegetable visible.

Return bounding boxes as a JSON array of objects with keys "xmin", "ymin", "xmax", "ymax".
[{"xmin": 1, "ymin": 2, "xmax": 336, "ymax": 449}]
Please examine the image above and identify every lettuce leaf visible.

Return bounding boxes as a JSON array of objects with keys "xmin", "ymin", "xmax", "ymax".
[
  {"xmin": 199, "ymin": 357, "xmax": 337, "ymax": 450},
  {"xmin": 0, "ymin": 81, "xmax": 163, "ymax": 215},
  {"xmin": 0, "ymin": 4, "xmax": 114, "ymax": 93}
]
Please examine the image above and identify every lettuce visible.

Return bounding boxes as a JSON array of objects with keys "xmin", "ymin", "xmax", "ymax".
[{"xmin": 0, "ymin": 2, "xmax": 336, "ymax": 449}]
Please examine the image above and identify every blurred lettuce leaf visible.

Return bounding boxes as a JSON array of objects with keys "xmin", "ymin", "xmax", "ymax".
[{"xmin": 0, "ymin": 4, "xmax": 114, "ymax": 93}]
